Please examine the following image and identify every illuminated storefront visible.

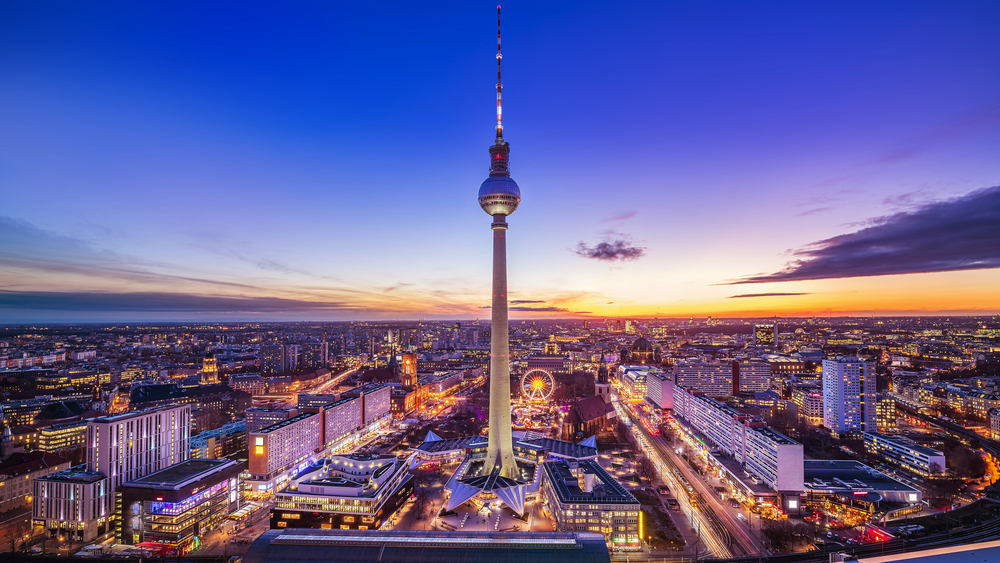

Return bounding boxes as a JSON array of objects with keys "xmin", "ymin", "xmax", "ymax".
[{"xmin": 115, "ymin": 459, "xmax": 243, "ymax": 554}]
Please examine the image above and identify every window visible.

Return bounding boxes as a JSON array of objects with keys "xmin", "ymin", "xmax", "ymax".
[{"xmin": 255, "ymin": 446, "xmax": 264, "ymax": 455}]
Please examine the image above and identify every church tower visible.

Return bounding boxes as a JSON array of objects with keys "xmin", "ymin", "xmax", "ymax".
[{"xmin": 595, "ymin": 354, "xmax": 612, "ymax": 403}]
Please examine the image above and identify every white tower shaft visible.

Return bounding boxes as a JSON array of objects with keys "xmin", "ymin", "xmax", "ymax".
[{"xmin": 484, "ymin": 214, "xmax": 517, "ymax": 477}]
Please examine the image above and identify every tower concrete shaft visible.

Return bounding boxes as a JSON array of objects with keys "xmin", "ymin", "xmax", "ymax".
[{"xmin": 484, "ymin": 214, "xmax": 518, "ymax": 478}]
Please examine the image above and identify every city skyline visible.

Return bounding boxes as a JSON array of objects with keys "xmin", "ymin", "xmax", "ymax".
[{"xmin": 2, "ymin": 1, "xmax": 1000, "ymax": 322}]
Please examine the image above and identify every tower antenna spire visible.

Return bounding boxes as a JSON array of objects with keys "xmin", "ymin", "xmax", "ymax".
[{"xmin": 496, "ymin": 5, "xmax": 503, "ymax": 140}]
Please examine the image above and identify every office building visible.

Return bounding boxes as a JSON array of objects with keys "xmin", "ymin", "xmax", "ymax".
[
  {"xmin": 540, "ymin": 459, "xmax": 641, "ymax": 549},
  {"xmin": 32, "ymin": 467, "xmax": 109, "ymax": 541},
  {"xmin": 38, "ymin": 420, "xmax": 88, "ymax": 453},
  {"xmin": 32, "ymin": 404, "xmax": 193, "ymax": 542},
  {"xmin": 270, "ymin": 453, "xmax": 414, "ymax": 530},
  {"xmin": 733, "ymin": 361, "xmax": 771, "ymax": 394},
  {"xmin": 87, "ymin": 405, "xmax": 192, "ymax": 491},
  {"xmin": 863, "ymin": 432, "xmax": 946, "ymax": 477},
  {"xmin": 822, "ymin": 357, "xmax": 875, "ymax": 437},
  {"xmin": 754, "ymin": 324, "xmax": 776, "ymax": 347},
  {"xmin": 644, "ymin": 368, "xmax": 673, "ymax": 410},
  {"xmin": 115, "ymin": 458, "xmax": 243, "ymax": 551},
  {"xmin": 673, "ymin": 361, "xmax": 733, "ymax": 397},
  {"xmin": 876, "ymin": 395, "xmax": 897, "ymax": 433},
  {"xmin": 792, "ymin": 384, "xmax": 824, "ymax": 424}
]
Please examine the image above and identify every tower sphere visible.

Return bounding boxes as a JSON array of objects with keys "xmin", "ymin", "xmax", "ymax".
[{"xmin": 479, "ymin": 174, "xmax": 520, "ymax": 216}]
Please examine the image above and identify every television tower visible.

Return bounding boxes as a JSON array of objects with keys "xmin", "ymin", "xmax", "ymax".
[{"xmin": 480, "ymin": 5, "xmax": 520, "ymax": 479}]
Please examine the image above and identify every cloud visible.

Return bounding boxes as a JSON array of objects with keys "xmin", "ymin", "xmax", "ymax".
[
  {"xmin": 574, "ymin": 233, "xmax": 646, "ymax": 262},
  {"xmin": 509, "ymin": 306, "xmax": 571, "ymax": 312},
  {"xmin": 511, "ymin": 300, "xmax": 545, "ymax": 304},
  {"xmin": 728, "ymin": 293, "xmax": 810, "ymax": 298},
  {"xmin": 865, "ymin": 102, "xmax": 1000, "ymax": 166},
  {"xmin": 0, "ymin": 291, "xmax": 358, "ymax": 313},
  {"xmin": 599, "ymin": 210, "xmax": 638, "ymax": 223},
  {"xmin": 796, "ymin": 207, "xmax": 832, "ymax": 217},
  {"xmin": 730, "ymin": 185, "xmax": 1000, "ymax": 284}
]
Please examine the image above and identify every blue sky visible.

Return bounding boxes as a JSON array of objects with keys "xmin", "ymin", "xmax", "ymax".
[{"xmin": 1, "ymin": 1, "xmax": 999, "ymax": 321}]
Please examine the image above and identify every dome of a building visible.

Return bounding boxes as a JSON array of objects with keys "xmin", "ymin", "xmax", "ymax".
[
  {"xmin": 479, "ymin": 174, "xmax": 521, "ymax": 216},
  {"xmin": 631, "ymin": 337, "xmax": 653, "ymax": 353}
]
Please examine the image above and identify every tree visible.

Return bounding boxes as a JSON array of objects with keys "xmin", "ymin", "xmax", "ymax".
[
  {"xmin": 929, "ymin": 462, "xmax": 943, "ymax": 478},
  {"xmin": 636, "ymin": 455, "xmax": 655, "ymax": 481},
  {"xmin": 760, "ymin": 518, "xmax": 795, "ymax": 550}
]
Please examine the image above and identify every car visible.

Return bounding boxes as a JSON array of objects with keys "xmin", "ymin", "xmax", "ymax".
[{"xmin": 737, "ymin": 513, "xmax": 746, "ymax": 521}]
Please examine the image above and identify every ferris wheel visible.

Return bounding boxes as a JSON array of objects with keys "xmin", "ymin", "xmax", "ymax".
[{"xmin": 520, "ymin": 369, "xmax": 555, "ymax": 402}]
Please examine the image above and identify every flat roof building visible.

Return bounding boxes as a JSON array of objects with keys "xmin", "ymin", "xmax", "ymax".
[
  {"xmin": 270, "ymin": 453, "xmax": 414, "ymax": 531},
  {"xmin": 672, "ymin": 385, "xmax": 803, "ymax": 513},
  {"xmin": 863, "ymin": 432, "xmax": 946, "ymax": 478},
  {"xmin": 115, "ymin": 458, "xmax": 244, "ymax": 552},
  {"xmin": 673, "ymin": 361, "xmax": 732, "ymax": 397},
  {"xmin": 540, "ymin": 459, "xmax": 641, "ymax": 550},
  {"xmin": 242, "ymin": 529, "xmax": 611, "ymax": 563}
]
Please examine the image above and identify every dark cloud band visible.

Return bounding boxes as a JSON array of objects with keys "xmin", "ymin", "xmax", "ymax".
[{"xmin": 732, "ymin": 185, "xmax": 1000, "ymax": 284}]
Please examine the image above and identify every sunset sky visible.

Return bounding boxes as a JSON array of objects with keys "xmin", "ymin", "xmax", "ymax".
[{"xmin": 1, "ymin": 1, "xmax": 999, "ymax": 322}]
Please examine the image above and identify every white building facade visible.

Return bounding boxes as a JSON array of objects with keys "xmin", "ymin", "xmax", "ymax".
[{"xmin": 822, "ymin": 357, "xmax": 875, "ymax": 436}]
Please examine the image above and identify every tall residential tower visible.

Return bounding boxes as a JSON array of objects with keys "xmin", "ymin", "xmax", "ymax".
[{"xmin": 480, "ymin": 5, "xmax": 520, "ymax": 479}]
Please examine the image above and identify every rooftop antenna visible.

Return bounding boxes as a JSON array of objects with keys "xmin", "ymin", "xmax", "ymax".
[{"xmin": 496, "ymin": 5, "xmax": 503, "ymax": 141}]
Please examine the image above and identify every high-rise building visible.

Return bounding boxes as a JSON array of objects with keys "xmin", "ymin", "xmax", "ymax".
[
  {"xmin": 733, "ymin": 360, "xmax": 771, "ymax": 394},
  {"xmin": 300, "ymin": 341, "xmax": 328, "ymax": 369},
  {"xmin": 822, "ymin": 357, "xmax": 875, "ymax": 437},
  {"xmin": 34, "ymin": 404, "xmax": 192, "ymax": 542},
  {"xmin": 87, "ymin": 405, "xmax": 192, "ymax": 490},
  {"xmin": 754, "ymin": 324, "xmax": 776, "ymax": 347},
  {"xmin": 478, "ymin": 9, "xmax": 521, "ymax": 479},
  {"xmin": 673, "ymin": 361, "xmax": 733, "ymax": 397},
  {"xmin": 877, "ymin": 394, "xmax": 897, "ymax": 433},
  {"xmin": 261, "ymin": 344, "xmax": 285, "ymax": 374}
]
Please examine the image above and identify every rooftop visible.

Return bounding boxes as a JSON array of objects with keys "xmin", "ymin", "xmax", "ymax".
[
  {"xmin": 243, "ymin": 529, "xmax": 610, "ymax": 563},
  {"xmin": 127, "ymin": 459, "xmax": 241, "ymax": 489},
  {"xmin": 36, "ymin": 466, "xmax": 106, "ymax": 484},
  {"xmin": 91, "ymin": 403, "xmax": 188, "ymax": 423},
  {"xmin": 803, "ymin": 460, "xmax": 918, "ymax": 493},
  {"xmin": 864, "ymin": 432, "xmax": 943, "ymax": 457},
  {"xmin": 255, "ymin": 412, "xmax": 317, "ymax": 434},
  {"xmin": 542, "ymin": 459, "xmax": 638, "ymax": 505}
]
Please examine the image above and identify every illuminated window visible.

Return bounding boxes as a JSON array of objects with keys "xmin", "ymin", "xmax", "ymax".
[{"xmin": 255, "ymin": 446, "xmax": 264, "ymax": 455}]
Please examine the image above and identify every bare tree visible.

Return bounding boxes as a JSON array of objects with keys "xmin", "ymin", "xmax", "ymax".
[
  {"xmin": 636, "ymin": 455, "xmax": 655, "ymax": 481},
  {"xmin": 929, "ymin": 462, "xmax": 943, "ymax": 478},
  {"xmin": 4, "ymin": 524, "xmax": 17, "ymax": 553}
]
